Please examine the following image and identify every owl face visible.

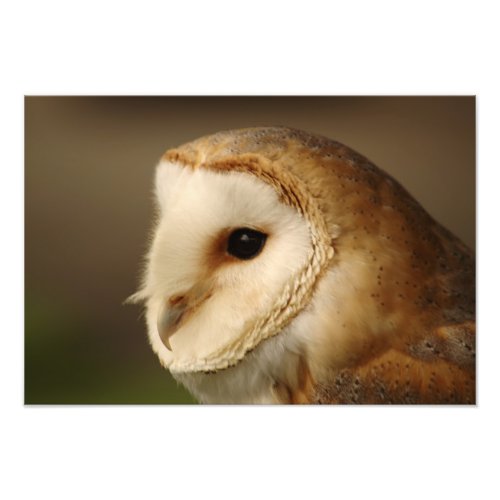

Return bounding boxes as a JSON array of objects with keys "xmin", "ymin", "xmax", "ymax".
[{"xmin": 138, "ymin": 159, "xmax": 324, "ymax": 373}]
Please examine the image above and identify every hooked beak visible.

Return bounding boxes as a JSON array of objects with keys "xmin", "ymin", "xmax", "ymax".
[
  {"xmin": 157, "ymin": 295, "xmax": 186, "ymax": 351},
  {"xmin": 156, "ymin": 284, "xmax": 212, "ymax": 351}
]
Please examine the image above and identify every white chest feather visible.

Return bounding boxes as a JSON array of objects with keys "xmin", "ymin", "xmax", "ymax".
[{"xmin": 173, "ymin": 323, "xmax": 304, "ymax": 404}]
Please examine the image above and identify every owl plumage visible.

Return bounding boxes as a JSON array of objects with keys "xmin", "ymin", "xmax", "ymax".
[{"xmin": 131, "ymin": 127, "xmax": 475, "ymax": 404}]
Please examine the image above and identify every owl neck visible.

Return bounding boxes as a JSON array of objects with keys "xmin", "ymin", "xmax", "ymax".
[{"xmin": 172, "ymin": 326, "xmax": 312, "ymax": 404}]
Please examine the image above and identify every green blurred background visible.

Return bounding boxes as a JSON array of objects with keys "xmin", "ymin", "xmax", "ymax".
[{"xmin": 24, "ymin": 96, "xmax": 475, "ymax": 404}]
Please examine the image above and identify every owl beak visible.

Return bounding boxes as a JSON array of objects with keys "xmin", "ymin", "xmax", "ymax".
[
  {"xmin": 157, "ymin": 296, "xmax": 186, "ymax": 351},
  {"xmin": 156, "ymin": 284, "xmax": 213, "ymax": 351}
]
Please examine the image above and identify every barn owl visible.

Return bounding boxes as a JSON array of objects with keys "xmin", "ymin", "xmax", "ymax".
[{"xmin": 130, "ymin": 127, "xmax": 475, "ymax": 404}]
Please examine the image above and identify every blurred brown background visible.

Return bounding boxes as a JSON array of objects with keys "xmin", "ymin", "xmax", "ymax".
[{"xmin": 24, "ymin": 96, "xmax": 475, "ymax": 404}]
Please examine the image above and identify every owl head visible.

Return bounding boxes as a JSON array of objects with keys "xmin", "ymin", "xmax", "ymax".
[
  {"xmin": 131, "ymin": 128, "xmax": 335, "ymax": 374},
  {"xmin": 131, "ymin": 127, "xmax": 474, "ymax": 403}
]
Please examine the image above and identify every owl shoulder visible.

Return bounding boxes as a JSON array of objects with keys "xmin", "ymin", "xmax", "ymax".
[{"xmin": 312, "ymin": 321, "xmax": 475, "ymax": 404}]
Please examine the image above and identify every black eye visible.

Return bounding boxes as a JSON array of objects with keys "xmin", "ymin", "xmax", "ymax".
[{"xmin": 227, "ymin": 228, "xmax": 267, "ymax": 260}]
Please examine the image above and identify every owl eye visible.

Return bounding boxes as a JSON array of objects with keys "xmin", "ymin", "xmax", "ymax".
[{"xmin": 227, "ymin": 228, "xmax": 267, "ymax": 260}]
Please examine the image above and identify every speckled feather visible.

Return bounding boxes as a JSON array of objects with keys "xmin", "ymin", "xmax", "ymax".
[{"xmin": 160, "ymin": 127, "xmax": 475, "ymax": 404}]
